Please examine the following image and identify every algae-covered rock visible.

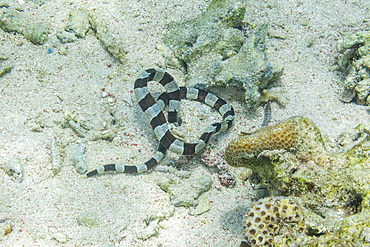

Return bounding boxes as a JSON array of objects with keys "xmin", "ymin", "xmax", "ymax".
[
  {"xmin": 224, "ymin": 116, "xmax": 359, "ymax": 210},
  {"xmin": 163, "ymin": 0, "xmax": 282, "ymax": 107},
  {"xmin": 24, "ymin": 22, "xmax": 49, "ymax": 45},
  {"xmin": 0, "ymin": 8, "xmax": 49, "ymax": 45},
  {"xmin": 90, "ymin": 16, "xmax": 127, "ymax": 63},
  {"xmin": 56, "ymin": 30, "xmax": 77, "ymax": 43},
  {"xmin": 65, "ymin": 8, "xmax": 90, "ymax": 38},
  {"xmin": 67, "ymin": 143, "xmax": 87, "ymax": 174},
  {"xmin": 0, "ymin": 8, "xmax": 23, "ymax": 33},
  {"xmin": 336, "ymin": 31, "xmax": 370, "ymax": 104},
  {"xmin": 302, "ymin": 211, "xmax": 370, "ymax": 245},
  {"xmin": 226, "ymin": 117, "xmax": 370, "ymax": 244}
]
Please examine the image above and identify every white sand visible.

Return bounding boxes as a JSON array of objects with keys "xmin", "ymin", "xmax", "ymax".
[{"xmin": 0, "ymin": 0, "xmax": 369, "ymax": 246}]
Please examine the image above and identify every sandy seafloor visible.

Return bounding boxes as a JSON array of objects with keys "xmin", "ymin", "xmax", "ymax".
[{"xmin": 0, "ymin": 0, "xmax": 369, "ymax": 246}]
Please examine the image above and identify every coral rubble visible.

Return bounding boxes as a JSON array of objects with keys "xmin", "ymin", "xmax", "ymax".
[{"xmin": 163, "ymin": 0, "xmax": 283, "ymax": 107}]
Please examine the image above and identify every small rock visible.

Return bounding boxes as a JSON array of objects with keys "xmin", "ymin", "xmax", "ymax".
[
  {"xmin": 0, "ymin": 219, "xmax": 13, "ymax": 236},
  {"xmin": 188, "ymin": 198, "xmax": 211, "ymax": 216},
  {"xmin": 136, "ymin": 220, "xmax": 159, "ymax": 240},
  {"xmin": 76, "ymin": 212, "xmax": 100, "ymax": 227},
  {"xmin": 24, "ymin": 22, "xmax": 49, "ymax": 45},
  {"xmin": 52, "ymin": 232, "xmax": 68, "ymax": 243},
  {"xmin": 355, "ymin": 78, "xmax": 370, "ymax": 104},
  {"xmin": 1, "ymin": 158, "xmax": 23, "ymax": 181},
  {"xmin": 65, "ymin": 8, "xmax": 90, "ymax": 38},
  {"xmin": 157, "ymin": 172, "xmax": 213, "ymax": 207},
  {"xmin": 0, "ymin": 9, "xmax": 23, "ymax": 33},
  {"xmin": 67, "ymin": 143, "xmax": 87, "ymax": 174},
  {"xmin": 56, "ymin": 30, "xmax": 77, "ymax": 43},
  {"xmin": 90, "ymin": 16, "xmax": 127, "ymax": 63}
]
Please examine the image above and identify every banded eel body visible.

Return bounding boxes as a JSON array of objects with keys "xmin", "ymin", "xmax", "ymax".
[{"xmin": 84, "ymin": 68, "xmax": 235, "ymax": 177}]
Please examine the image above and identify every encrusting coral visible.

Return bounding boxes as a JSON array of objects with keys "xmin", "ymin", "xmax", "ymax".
[
  {"xmin": 225, "ymin": 116, "xmax": 308, "ymax": 161},
  {"xmin": 225, "ymin": 116, "xmax": 325, "ymax": 167},
  {"xmin": 224, "ymin": 116, "xmax": 327, "ymax": 196}
]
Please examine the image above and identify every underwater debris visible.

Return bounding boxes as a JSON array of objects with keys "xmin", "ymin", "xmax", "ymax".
[
  {"xmin": 90, "ymin": 16, "xmax": 127, "ymax": 63},
  {"xmin": 63, "ymin": 110, "xmax": 118, "ymax": 141},
  {"xmin": 188, "ymin": 198, "xmax": 211, "ymax": 216},
  {"xmin": 24, "ymin": 22, "xmax": 49, "ymax": 45},
  {"xmin": 56, "ymin": 30, "xmax": 77, "ymax": 43},
  {"xmin": 60, "ymin": 8, "xmax": 126, "ymax": 62}
]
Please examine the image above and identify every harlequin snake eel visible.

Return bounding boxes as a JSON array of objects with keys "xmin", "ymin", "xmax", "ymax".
[{"xmin": 84, "ymin": 68, "xmax": 235, "ymax": 177}]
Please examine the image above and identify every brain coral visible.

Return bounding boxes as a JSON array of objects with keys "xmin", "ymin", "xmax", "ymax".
[{"xmin": 244, "ymin": 196, "xmax": 305, "ymax": 246}]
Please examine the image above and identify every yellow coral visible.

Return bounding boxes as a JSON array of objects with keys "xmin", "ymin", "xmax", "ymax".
[
  {"xmin": 244, "ymin": 196, "xmax": 305, "ymax": 246},
  {"xmin": 225, "ymin": 116, "xmax": 323, "ymax": 167}
]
